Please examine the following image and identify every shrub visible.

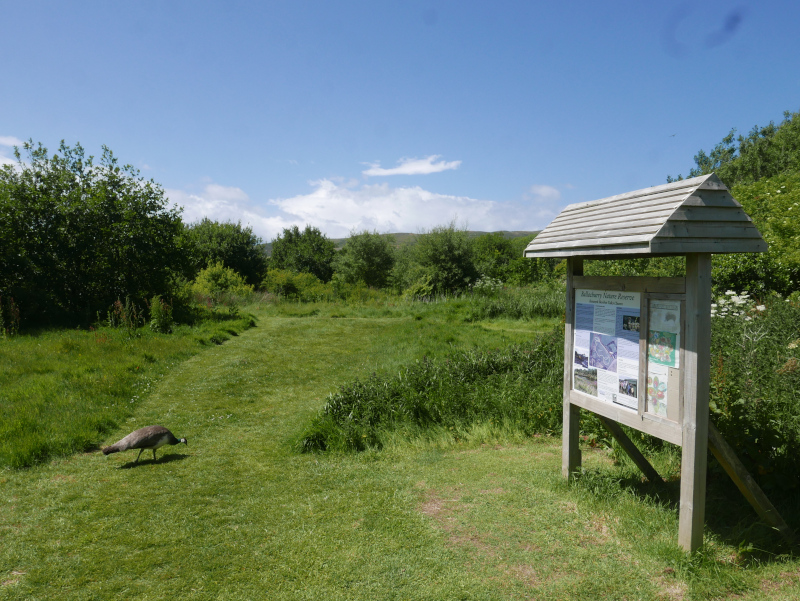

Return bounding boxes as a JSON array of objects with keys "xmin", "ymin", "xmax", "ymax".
[
  {"xmin": 149, "ymin": 295, "xmax": 173, "ymax": 334},
  {"xmin": 184, "ymin": 218, "xmax": 267, "ymax": 287},
  {"xmin": 470, "ymin": 275, "xmax": 504, "ymax": 297},
  {"xmin": 262, "ymin": 269, "xmax": 331, "ymax": 301},
  {"xmin": 709, "ymin": 291, "xmax": 800, "ymax": 490},
  {"xmin": 333, "ymin": 230, "xmax": 395, "ymax": 288},
  {"xmin": 392, "ymin": 222, "xmax": 478, "ymax": 296},
  {"xmin": 191, "ymin": 262, "xmax": 254, "ymax": 298},
  {"xmin": 269, "ymin": 225, "xmax": 336, "ymax": 282}
]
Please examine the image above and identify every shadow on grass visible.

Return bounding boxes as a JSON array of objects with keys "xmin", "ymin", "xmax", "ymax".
[
  {"xmin": 577, "ymin": 465, "xmax": 799, "ymax": 561},
  {"xmin": 118, "ymin": 453, "xmax": 190, "ymax": 469}
]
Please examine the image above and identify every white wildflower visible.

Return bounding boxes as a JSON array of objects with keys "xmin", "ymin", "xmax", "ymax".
[{"xmin": 756, "ymin": 305, "xmax": 766, "ymax": 312}]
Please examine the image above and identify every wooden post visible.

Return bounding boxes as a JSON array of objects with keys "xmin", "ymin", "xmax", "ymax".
[
  {"xmin": 678, "ymin": 253, "xmax": 712, "ymax": 552},
  {"xmin": 598, "ymin": 416, "xmax": 662, "ymax": 483},
  {"xmin": 563, "ymin": 257, "xmax": 583, "ymax": 480}
]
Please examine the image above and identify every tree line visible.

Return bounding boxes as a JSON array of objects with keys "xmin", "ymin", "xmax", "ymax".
[
  {"xmin": 0, "ymin": 140, "xmax": 552, "ymax": 328},
  {"xmin": 5, "ymin": 109, "xmax": 796, "ymax": 329}
]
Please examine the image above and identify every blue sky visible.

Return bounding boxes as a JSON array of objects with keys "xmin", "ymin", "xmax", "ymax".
[{"xmin": 2, "ymin": 1, "xmax": 799, "ymax": 240}]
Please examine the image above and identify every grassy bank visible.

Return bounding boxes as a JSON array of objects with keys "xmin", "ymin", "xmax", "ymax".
[
  {"xmin": 299, "ymin": 327, "xmax": 565, "ymax": 452},
  {"xmin": 0, "ymin": 312, "xmax": 255, "ymax": 469}
]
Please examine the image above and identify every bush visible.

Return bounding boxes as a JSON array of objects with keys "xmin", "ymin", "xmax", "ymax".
[
  {"xmin": 0, "ymin": 141, "xmax": 185, "ymax": 325},
  {"xmin": 298, "ymin": 327, "xmax": 564, "ymax": 452},
  {"xmin": 269, "ymin": 225, "xmax": 336, "ymax": 282},
  {"xmin": 184, "ymin": 218, "xmax": 267, "ymax": 287},
  {"xmin": 709, "ymin": 291, "xmax": 800, "ymax": 490},
  {"xmin": 393, "ymin": 222, "xmax": 478, "ymax": 296},
  {"xmin": 333, "ymin": 230, "xmax": 395, "ymax": 288},
  {"xmin": 262, "ymin": 268, "xmax": 331, "ymax": 301},
  {"xmin": 149, "ymin": 295, "xmax": 173, "ymax": 334},
  {"xmin": 191, "ymin": 262, "xmax": 254, "ymax": 298}
]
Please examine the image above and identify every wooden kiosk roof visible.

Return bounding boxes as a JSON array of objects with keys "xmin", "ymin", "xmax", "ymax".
[{"xmin": 524, "ymin": 173, "xmax": 767, "ymax": 258}]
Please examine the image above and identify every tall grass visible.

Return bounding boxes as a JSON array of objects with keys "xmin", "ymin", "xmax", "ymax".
[
  {"xmin": 0, "ymin": 312, "xmax": 255, "ymax": 468},
  {"xmin": 463, "ymin": 283, "xmax": 565, "ymax": 320},
  {"xmin": 298, "ymin": 326, "xmax": 565, "ymax": 452}
]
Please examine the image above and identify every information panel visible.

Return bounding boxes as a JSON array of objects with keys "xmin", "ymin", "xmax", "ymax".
[
  {"xmin": 573, "ymin": 289, "xmax": 641, "ymax": 410},
  {"xmin": 646, "ymin": 300, "xmax": 681, "ymax": 419}
]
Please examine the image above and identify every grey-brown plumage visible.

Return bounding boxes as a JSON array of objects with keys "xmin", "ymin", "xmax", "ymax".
[{"xmin": 102, "ymin": 425, "xmax": 188, "ymax": 463}]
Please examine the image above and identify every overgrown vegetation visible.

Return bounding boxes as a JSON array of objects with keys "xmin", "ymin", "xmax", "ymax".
[
  {"xmin": 299, "ymin": 328, "xmax": 564, "ymax": 452},
  {"xmin": 709, "ymin": 291, "xmax": 800, "ymax": 491}
]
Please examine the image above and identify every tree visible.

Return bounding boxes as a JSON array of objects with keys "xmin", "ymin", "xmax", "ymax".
[
  {"xmin": 269, "ymin": 225, "xmax": 336, "ymax": 282},
  {"xmin": 184, "ymin": 218, "xmax": 267, "ymax": 286},
  {"xmin": 671, "ymin": 109, "xmax": 800, "ymax": 187},
  {"xmin": 0, "ymin": 140, "xmax": 186, "ymax": 324},
  {"xmin": 333, "ymin": 230, "xmax": 395, "ymax": 288},
  {"xmin": 398, "ymin": 222, "xmax": 478, "ymax": 295},
  {"xmin": 473, "ymin": 232, "xmax": 514, "ymax": 280}
]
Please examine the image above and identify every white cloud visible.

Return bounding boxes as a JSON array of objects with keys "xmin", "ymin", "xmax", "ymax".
[
  {"xmin": 167, "ymin": 179, "xmax": 553, "ymax": 242},
  {"xmin": 362, "ymin": 155, "xmax": 461, "ymax": 177},
  {"xmin": 527, "ymin": 184, "xmax": 561, "ymax": 202},
  {"xmin": 0, "ymin": 136, "xmax": 24, "ymax": 167},
  {"xmin": 0, "ymin": 136, "xmax": 24, "ymax": 147},
  {"xmin": 166, "ymin": 184, "xmax": 297, "ymax": 241},
  {"xmin": 269, "ymin": 179, "xmax": 553, "ymax": 238}
]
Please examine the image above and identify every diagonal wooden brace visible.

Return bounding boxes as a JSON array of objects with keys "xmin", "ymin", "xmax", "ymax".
[
  {"xmin": 598, "ymin": 415, "xmax": 662, "ymax": 483},
  {"xmin": 707, "ymin": 422, "xmax": 795, "ymax": 544}
]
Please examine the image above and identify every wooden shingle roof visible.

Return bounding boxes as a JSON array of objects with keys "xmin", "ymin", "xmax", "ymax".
[{"xmin": 524, "ymin": 173, "xmax": 767, "ymax": 258}]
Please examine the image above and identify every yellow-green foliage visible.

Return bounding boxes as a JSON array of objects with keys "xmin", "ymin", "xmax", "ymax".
[
  {"xmin": 262, "ymin": 268, "xmax": 331, "ymax": 301},
  {"xmin": 191, "ymin": 261, "xmax": 254, "ymax": 297}
]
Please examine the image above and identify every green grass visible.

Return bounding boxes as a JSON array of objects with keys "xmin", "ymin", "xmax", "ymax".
[
  {"xmin": 0, "ymin": 312, "xmax": 256, "ymax": 468},
  {"xmin": 298, "ymin": 327, "xmax": 565, "ymax": 452},
  {"xmin": 2, "ymin": 304, "xmax": 799, "ymax": 599}
]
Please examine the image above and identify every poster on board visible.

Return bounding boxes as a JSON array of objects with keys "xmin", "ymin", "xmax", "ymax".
[
  {"xmin": 648, "ymin": 300, "xmax": 681, "ymax": 369},
  {"xmin": 574, "ymin": 289, "xmax": 641, "ymax": 410},
  {"xmin": 646, "ymin": 300, "xmax": 681, "ymax": 417}
]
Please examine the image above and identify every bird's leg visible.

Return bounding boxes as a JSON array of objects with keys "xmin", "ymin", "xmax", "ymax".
[
  {"xmin": 135, "ymin": 448, "xmax": 144, "ymax": 463},
  {"xmin": 153, "ymin": 449, "xmax": 157, "ymax": 462}
]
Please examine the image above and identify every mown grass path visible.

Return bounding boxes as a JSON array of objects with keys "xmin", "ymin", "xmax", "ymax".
[{"xmin": 2, "ymin": 312, "xmax": 798, "ymax": 600}]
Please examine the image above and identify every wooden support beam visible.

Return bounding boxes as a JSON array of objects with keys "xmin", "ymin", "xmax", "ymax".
[
  {"xmin": 707, "ymin": 422, "xmax": 795, "ymax": 544},
  {"xmin": 562, "ymin": 257, "xmax": 582, "ymax": 480},
  {"xmin": 678, "ymin": 253, "xmax": 712, "ymax": 553},
  {"xmin": 598, "ymin": 416, "xmax": 662, "ymax": 483}
]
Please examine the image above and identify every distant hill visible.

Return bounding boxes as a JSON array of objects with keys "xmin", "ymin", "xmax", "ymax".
[{"xmin": 263, "ymin": 230, "xmax": 540, "ymax": 255}]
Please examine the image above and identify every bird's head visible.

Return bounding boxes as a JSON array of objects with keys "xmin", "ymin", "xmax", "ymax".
[{"xmin": 180, "ymin": 437, "xmax": 188, "ymax": 446}]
